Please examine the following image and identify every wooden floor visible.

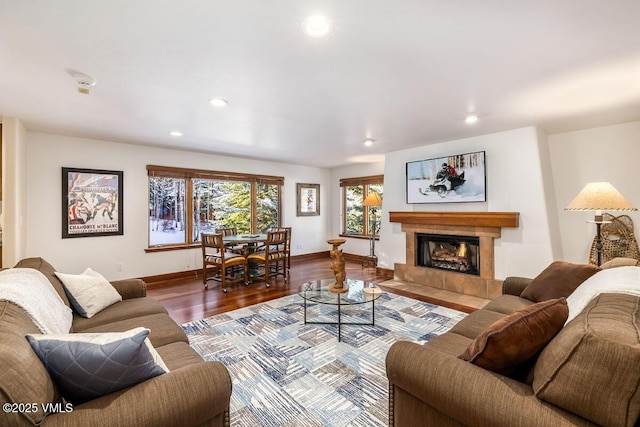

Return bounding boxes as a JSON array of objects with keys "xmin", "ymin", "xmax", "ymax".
[{"xmin": 147, "ymin": 257, "xmax": 390, "ymax": 324}]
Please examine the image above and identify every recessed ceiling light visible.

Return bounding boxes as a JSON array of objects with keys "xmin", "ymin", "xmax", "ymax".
[
  {"xmin": 302, "ymin": 15, "xmax": 333, "ymax": 38},
  {"xmin": 364, "ymin": 138, "xmax": 375, "ymax": 147},
  {"xmin": 209, "ymin": 97, "xmax": 229, "ymax": 108},
  {"xmin": 169, "ymin": 131, "xmax": 183, "ymax": 137},
  {"xmin": 465, "ymin": 114, "xmax": 479, "ymax": 124}
]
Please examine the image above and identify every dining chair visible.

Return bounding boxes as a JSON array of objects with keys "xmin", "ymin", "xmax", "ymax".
[
  {"xmin": 216, "ymin": 227, "xmax": 244, "ymax": 254},
  {"xmin": 201, "ymin": 232, "xmax": 248, "ymax": 293},
  {"xmin": 273, "ymin": 227, "xmax": 292, "ymax": 278},
  {"xmin": 247, "ymin": 230, "xmax": 288, "ymax": 287}
]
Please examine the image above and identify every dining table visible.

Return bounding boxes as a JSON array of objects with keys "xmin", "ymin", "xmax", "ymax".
[
  {"xmin": 223, "ymin": 233, "xmax": 268, "ymax": 281},
  {"xmin": 222, "ymin": 233, "xmax": 268, "ymax": 256}
]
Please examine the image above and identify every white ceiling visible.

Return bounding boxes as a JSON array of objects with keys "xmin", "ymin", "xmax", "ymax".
[{"xmin": 1, "ymin": 1, "xmax": 639, "ymax": 168}]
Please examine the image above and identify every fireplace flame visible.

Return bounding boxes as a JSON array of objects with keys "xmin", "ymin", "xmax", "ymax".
[{"xmin": 457, "ymin": 242, "xmax": 467, "ymax": 257}]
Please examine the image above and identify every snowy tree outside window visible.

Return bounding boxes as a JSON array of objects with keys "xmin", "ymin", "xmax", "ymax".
[
  {"xmin": 148, "ymin": 166, "xmax": 282, "ymax": 248},
  {"xmin": 340, "ymin": 176, "xmax": 383, "ymax": 237}
]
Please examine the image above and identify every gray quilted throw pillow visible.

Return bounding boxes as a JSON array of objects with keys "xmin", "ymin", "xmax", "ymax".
[{"xmin": 27, "ymin": 327, "xmax": 168, "ymax": 404}]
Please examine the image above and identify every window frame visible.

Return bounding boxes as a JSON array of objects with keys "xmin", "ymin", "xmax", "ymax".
[
  {"xmin": 146, "ymin": 165, "xmax": 283, "ymax": 251},
  {"xmin": 339, "ymin": 175, "xmax": 384, "ymax": 239}
]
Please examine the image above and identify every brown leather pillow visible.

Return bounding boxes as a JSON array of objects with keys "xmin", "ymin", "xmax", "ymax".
[
  {"xmin": 459, "ymin": 298, "xmax": 568, "ymax": 377},
  {"xmin": 520, "ymin": 261, "xmax": 599, "ymax": 302}
]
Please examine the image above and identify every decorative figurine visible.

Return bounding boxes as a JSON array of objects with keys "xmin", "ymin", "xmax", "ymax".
[{"xmin": 327, "ymin": 238, "xmax": 347, "ymax": 293}]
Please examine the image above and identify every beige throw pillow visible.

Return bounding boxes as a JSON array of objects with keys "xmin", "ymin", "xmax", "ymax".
[{"xmin": 55, "ymin": 268, "xmax": 122, "ymax": 318}]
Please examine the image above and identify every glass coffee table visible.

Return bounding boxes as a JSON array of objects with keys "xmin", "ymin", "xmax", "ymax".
[{"xmin": 298, "ymin": 278, "xmax": 383, "ymax": 341}]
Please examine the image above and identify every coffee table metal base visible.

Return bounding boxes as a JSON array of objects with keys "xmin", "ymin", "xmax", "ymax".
[{"xmin": 302, "ymin": 295, "xmax": 377, "ymax": 342}]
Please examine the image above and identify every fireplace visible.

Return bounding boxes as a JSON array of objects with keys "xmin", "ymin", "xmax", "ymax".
[
  {"xmin": 389, "ymin": 211, "xmax": 519, "ymax": 299},
  {"xmin": 417, "ymin": 234, "xmax": 479, "ymax": 276}
]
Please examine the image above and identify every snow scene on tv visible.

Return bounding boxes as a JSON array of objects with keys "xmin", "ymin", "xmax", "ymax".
[{"xmin": 406, "ymin": 151, "xmax": 486, "ymax": 204}]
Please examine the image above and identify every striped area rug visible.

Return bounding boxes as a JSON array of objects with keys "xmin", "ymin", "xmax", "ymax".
[{"xmin": 182, "ymin": 291, "xmax": 467, "ymax": 426}]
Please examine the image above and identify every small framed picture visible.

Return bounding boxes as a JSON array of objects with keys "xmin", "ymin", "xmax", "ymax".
[
  {"xmin": 62, "ymin": 167, "xmax": 124, "ymax": 238},
  {"xmin": 296, "ymin": 183, "xmax": 320, "ymax": 216}
]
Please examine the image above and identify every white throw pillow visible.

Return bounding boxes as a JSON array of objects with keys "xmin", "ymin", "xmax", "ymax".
[
  {"xmin": 27, "ymin": 327, "xmax": 169, "ymax": 404},
  {"xmin": 55, "ymin": 268, "xmax": 122, "ymax": 318}
]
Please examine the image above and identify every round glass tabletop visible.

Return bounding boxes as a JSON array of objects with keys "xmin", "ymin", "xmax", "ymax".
[{"xmin": 298, "ymin": 278, "xmax": 383, "ymax": 306}]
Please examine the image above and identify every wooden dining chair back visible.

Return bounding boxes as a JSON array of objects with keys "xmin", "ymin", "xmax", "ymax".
[
  {"xmin": 216, "ymin": 227, "xmax": 237, "ymax": 236},
  {"xmin": 247, "ymin": 230, "xmax": 288, "ymax": 287},
  {"xmin": 201, "ymin": 232, "xmax": 248, "ymax": 293},
  {"xmin": 216, "ymin": 227, "xmax": 244, "ymax": 254},
  {"xmin": 272, "ymin": 227, "xmax": 292, "ymax": 277}
]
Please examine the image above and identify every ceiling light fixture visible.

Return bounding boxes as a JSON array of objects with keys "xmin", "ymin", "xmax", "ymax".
[
  {"xmin": 302, "ymin": 15, "xmax": 333, "ymax": 37},
  {"xmin": 73, "ymin": 72, "xmax": 96, "ymax": 95},
  {"xmin": 169, "ymin": 131, "xmax": 183, "ymax": 137},
  {"xmin": 209, "ymin": 97, "xmax": 229, "ymax": 108},
  {"xmin": 465, "ymin": 114, "xmax": 479, "ymax": 124},
  {"xmin": 364, "ymin": 138, "xmax": 375, "ymax": 147}
]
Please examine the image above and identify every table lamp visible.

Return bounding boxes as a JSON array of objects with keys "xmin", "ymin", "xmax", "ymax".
[
  {"xmin": 362, "ymin": 193, "xmax": 382, "ymax": 268},
  {"xmin": 565, "ymin": 182, "xmax": 636, "ymax": 266}
]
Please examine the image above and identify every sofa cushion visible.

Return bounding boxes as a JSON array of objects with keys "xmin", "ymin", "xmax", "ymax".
[
  {"xmin": 77, "ymin": 312, "xmax": 189, "ymax": 347},
  {"xmin": 459, "ymin": 298, "xmax": 568, "ymax": 377},
  {"xmin": 482, "ymin": 294, "xmax": 535, "ymax": 315},
  {"xmin": 14, "ymin": 257, "xmax": 71, "ymax": 307},
  {"xmin": 600, "ymin": 257, "xmax": 640, "ymax": 269},
  {"xmin": 448, "ymin": 309, "xmax": 506, "ymax": 339},
  {"xmin": 72, "ymin": 296, "xmax": 168, "ymax": 331},
  {"xmin": 55, "ymin": 268, "xmax": 122, "ymax": 318},
  {"xmin": 27, "ymin": 327, "xmax": 169, "ymax": 405},
  {"xmin": 424, "ymin": 331, "xmax": 473, "ymax": 356},
  {"xmin": 0, "ymin": 301, "xmax": 61, "ymax": 426},
  {"xmin": 155, "ymin": 341, "xmax": 206, "ymax": 371},
  {"xmin": 520, "ymin": 261, "xmax": 599, "ymax": 302},
  {"xmin": 533, "ymin": 293, "xmax": 640, "ymax": 427}
]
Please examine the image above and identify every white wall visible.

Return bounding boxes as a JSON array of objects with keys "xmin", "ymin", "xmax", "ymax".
[
  {"xmin": 379, "ymin": 126, "xmax": 560, "ymax": 279},
  {"xmin": 24, "ymin": 132, "xmax": 331, "ymax": 279},
  {"xmin": 330, "ymin": 161, "xmax": 385, "ymax": 256},
  {"xmin": 548, "ymin": 121, "xmax": 640, "ymax": 264}
]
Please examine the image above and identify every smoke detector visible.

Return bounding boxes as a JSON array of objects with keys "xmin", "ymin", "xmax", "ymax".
[{"xmin": 73, "ymin": 73, "xmax": 96, "ymax": 94}]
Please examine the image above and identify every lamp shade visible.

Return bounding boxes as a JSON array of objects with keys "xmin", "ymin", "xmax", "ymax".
[
  {"xmin": 362, "ymin": 193, "xmax": 382, "ymax": 207},
  {"xmin": 565, "ymin": 182, "xmax": 636, "ymax": 212}
]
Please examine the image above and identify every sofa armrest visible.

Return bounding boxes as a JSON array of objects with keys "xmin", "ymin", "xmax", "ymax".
[
  {"xmin": 386, "ymin": 341, "xmax": 593, "ymax": 427},
  {"xmin": 502, "ymin": 276, "xmax": 532, "ymax": 296},
  {"xmin": 110, "ymin": 278, "xmax": 147, "ymax": 299},
  {"xmin": 43, "ymin": 361, "xmax": 231, "ymax": 426}
]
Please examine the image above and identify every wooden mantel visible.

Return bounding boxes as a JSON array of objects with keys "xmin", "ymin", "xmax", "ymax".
[{"xmin": 389, "ymin": 211, "xmax": 519, "ymax": 228}]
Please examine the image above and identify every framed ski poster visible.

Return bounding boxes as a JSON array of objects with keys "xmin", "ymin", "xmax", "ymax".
[
  {"xmin": 406, "ymin": 151, "xmax": 486, "ymax": 204},
  {"xmin": 62, "ymin": 167, "xmax": 124, "ymax": 238}
]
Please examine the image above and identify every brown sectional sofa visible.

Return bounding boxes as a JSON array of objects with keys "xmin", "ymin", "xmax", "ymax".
[
  {"xmin": 1, "ymin": 257, "xmax": 232, "ymax": 426},
  {"xmin": 386, "ymin": 269, "xmax": 640, "ymax": 427}
]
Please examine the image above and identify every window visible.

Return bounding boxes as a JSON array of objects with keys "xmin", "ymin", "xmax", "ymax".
[
  {"xmin": 148, "ymin": 165, "xmax": 283, "ymax": 249},
  {"xmin": 149, "ymin": 176, "xmax": 187, "ymax": 245},
  {"xmin": 340, "ymin": 175, "xmax": 383, "ymax": 238}
]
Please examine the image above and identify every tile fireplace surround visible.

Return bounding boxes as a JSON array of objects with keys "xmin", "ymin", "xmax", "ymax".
[{"xmin": 389, "ymin": 212, "xmax": 519, "ymax": 300}]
